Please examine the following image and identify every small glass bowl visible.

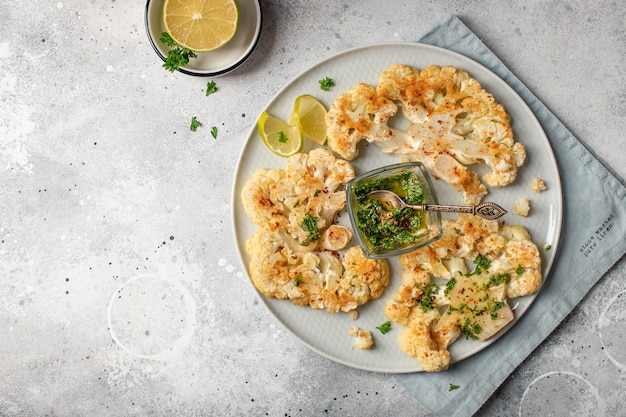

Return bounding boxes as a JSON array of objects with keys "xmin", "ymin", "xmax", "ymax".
[{"xmin": 346, "ymin": 162, "xmax": 443, "ymax": 258}]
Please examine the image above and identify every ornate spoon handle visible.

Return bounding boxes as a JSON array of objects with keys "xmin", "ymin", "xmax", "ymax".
[{"xmin": 410, "ymin": 202, "xmax": 507, "ymax": 220}]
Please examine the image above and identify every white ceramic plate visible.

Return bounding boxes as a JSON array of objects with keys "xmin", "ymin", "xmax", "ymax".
[
  {"xmin": 144, "ymin": 0, "xmax": 262, "ymax": 76},
  {"xmin": 232, "ymin": 43, "xmax": 563, "ymax": 373}
]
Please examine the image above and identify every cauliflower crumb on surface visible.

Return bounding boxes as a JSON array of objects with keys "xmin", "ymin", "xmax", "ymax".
[
  {"xmin": 241, "ymin": 149, "xmax": 391, "ymax": 313},
  {"xmin": 530, "ymin": 178, "xmax": 547, "ymax": 192},
  {"xmin": 349, "ymin": 327, "xmax": 374, "ymax": 350},
  {"xmin": 514, "ymin": 198, "xmax": 531, "ymax": 217},
  {"xmin": 384, "ymin": 214, "xmax": 542, "ymax": 372},
  {"xmin": 326, "ymin": 64, "xmax": 526, "ymax": 205}
]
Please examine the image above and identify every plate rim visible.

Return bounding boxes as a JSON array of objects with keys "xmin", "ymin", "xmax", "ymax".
[{"xmin": 231, "ymin": 41, "xmax": 564, "ymax": 373}]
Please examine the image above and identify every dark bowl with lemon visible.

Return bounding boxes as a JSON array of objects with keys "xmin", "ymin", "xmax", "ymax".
[{"xmin": 145, "ymin": 0, "xmax": 262, "ymax": 76}]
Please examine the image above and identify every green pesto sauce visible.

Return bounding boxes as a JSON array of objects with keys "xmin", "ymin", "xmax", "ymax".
[{"xmin": 352, "ymin": 170, "xmax": 427, "ymax": 252}]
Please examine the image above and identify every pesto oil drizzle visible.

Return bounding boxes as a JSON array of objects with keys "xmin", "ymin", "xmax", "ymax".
[{"xmin": 352, "ymin": 170, "xmax": 427, "ymax": 251}]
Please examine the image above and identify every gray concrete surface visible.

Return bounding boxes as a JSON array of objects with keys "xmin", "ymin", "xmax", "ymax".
[{"xmin": 1, "ymin": 1, "xmax": 624, "ymax": 416}]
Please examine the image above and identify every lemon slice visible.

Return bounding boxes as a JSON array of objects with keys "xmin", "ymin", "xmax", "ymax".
[
  {"xmin": 163, "ymin": 0, "xmax": 239, "ymax": 52},
  {"xmin": 258, "ymin": 112, "xmax": 303, "ymax": 157},
  {"xmin": 293, "ymin": 95, "xmax": 328, "ymax": 145}
]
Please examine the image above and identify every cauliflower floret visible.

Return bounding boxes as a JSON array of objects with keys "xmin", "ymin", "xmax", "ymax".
[
  {"xmin": 349, "ymin": 327, "xmax": 374, "ymax": 350},
  {"xmin": 384, "ymin": 214, "xmax": 542, "ymax": 371},
  {"xmin": 326, "ymin": 64, "xmax": 527, "ymax": 204},
  {"xmin": 242, "ymin": 150, "xmax": 390, "ymax": 314},
  {"xmin": 320, "ymin": 225, "xmax": 353, "ymax": 251},
  {"xmin": 514, "ymin": 198, "xmax": 531, "ymax": 217},
  {"xmin": 325, "ymin": 83, "xmax": 409, "ymax": 160},
  {"xmin": 397, "ymin": 309, "xmax": 450, "ymax": 372},
  {"xmin": 530, "ymin": 178, "xmax": 547, "ymax": 192},
  {"xmin": 241, "ymin": 168, "xmax": 287, "ymax": 229},
  {"xmin": 319, "ymin": 246, "xmax": 390, "ymax": 313}
]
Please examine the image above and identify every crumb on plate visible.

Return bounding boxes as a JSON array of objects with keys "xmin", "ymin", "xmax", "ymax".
[{"xmin": 514, "ymin": 198, "xmax": 531, "ymax": 217}]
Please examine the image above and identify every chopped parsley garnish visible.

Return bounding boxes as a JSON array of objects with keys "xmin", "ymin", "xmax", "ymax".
[
  {"xmin": 448, "ymin": 384, "xmax": 460, "ymax": 391},
  {"xmin": 206, "ymin": 80, "xmax": 217, "ymax": 96},
  {"xmin": 544, "ymin": 244, "xmax": 552, "ymax": 251},
  {"xmin": 294, "ymin": 277, "xmax": 302, "ymax": 287},
  {"xmin": 444, "ymin": 277, "xmax": 457, "ymax": 296},
  {"xmin": 313, "ymin": 189, "xmax": 320, "ymax": 197},
  {"xmin": 459, "ymin": 317, "xmax": 482, "ymax": 340},
  {"xmin": 300, "ymin": 213, "xmax": 320, "ymax": 246},
  {"xmin": 416, "ymin": 283, "xmax": 440, "ymax": 312},
  {"xmin": 277, "ymin": 131, "xmax": 288, "ymax": 143},
  {"xmin": 482, "ymin": 273, "xmax": 508, "ymax": 289},
  {"xmin": 489, "ymin": 301, "xmax": 505, "ymax": 320},
  {"xmin": 160, "ymin": 32, "xmax": 197, "ymax": 72},
  {"xmin": 376, "ymin": 321, "xmax": 392, "ymax": 334},
  {"xmin": 190, "ymin": 116, "xmax": 201, "ymax": 131},
  {"xmin": 516, "ymin": 265, "xmax": 525, "ymax": 276},
  {"xmin": 352, "ymin": 170, "xmax": 426, "ymax": 251},
  {"xmin": 466, "ymin": 255, "xmax": 491, "ymax": 276},
  {"xmin": 211, "ymin": 126, "xmax": 218, "ymax": 139},
  {"xmin": 319, "ymin": 77, "xmax": 335, "ymax": 91}
]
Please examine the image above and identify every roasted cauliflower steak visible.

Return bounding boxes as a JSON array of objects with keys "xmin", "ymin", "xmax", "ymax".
[
  {"xmin": 241, "ymin": 148, "xmax": 390, "ymax": 313},
  {"xmin": 384, "ymin": 214, "xmax": 542, "ymax": 372},
  {"xmin": 326, "ymin": 64, "xmax": 526, "ymax": 205}
]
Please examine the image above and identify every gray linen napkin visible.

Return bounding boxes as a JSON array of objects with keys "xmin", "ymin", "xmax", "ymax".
[{"xmin": 394, "ymin": 14, "xmax": 626, "ymax": 417}]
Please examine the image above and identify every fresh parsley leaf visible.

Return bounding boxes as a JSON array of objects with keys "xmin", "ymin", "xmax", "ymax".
[
  {"xmin": 475, "ymin": 255, "xmax": 490, "ymax": 270},
  {"xmin": 160, "ymin": 32, "xmax": 197, "ymax": 73},
  {"xmin": 300, "ymin": 213, "xmax": 320, "ymax": 246},
  {"xmin": 459, "ymin": 317, "xmax": 482, "ymax": 340},
  {"xmin": 516, "ymin": 265, "xmax": 525, "ymax": 276},
  {"xmin": 206, "ymin": 81, "xmax": 217, "ymax": 96},
  {"xmin": 444, "ymin": 277, "xmax": 457, "ymax": 296},
  {"xmin": 277, "ymin": 131, "xmax": 288, "ymax": 143},
  {"xmin": 489, "ymin": 301, "xmax": 505, "ymax": 320},
  {"xmin": 211, "ymin": 126, "xmax": 218, "ymax": 139},
  {"xmin": 319, "ymin": 77, "xmax": 334, "ymax": 91},
  {"xmin": 448, "ymin": 384, "xmax": 460, "ymax": 391},
  {"xmin": 294, "ymin": 277, "xmax": 302, "ymax": 287},
  {"xmin": 376, "ymin": 321, "xmax": 392, "ymax": 334},
  {"xmin": 466, "ymin": 255, "xmax": 491, "ymax": 276},
  {"xmin": 482, "ymin": 273, "xmax": 508, "ymax": 289},
  {"xmin": 190, "ymin": 116, "xmax": 201, "ymax": 131},
  {"xmin": 416, "ymin": 283, "xmax": 440, "ymax": 312}
]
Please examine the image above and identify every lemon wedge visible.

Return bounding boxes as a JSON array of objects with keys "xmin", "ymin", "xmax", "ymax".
[
  {"xmin": 258, "ymin": 112, "xmax": 303, "ymax": 157},
  {"xmin": 163, "ymin": 0, "xmax": 239, "ymax": 52},
  {"xmin": 292, "ymin": 95, "xmax": 328, "ymax": 145}
]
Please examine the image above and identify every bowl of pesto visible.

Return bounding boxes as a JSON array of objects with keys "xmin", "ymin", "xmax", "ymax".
[{"xmin": 346, "ymin": 162, "xmax": 443, "ymax": 258}]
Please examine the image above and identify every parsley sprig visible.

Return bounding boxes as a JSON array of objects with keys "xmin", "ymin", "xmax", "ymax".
[
  {"xmin": 319, "ymin": 77, "xmax": 334, "ymax": 91},
  {"xmin": 206, "ymin": 80, "xmax": 218, "ymax": 96},
  {"xmin": 300, "ymin": 213, "xmax": 320, "ymax": 246},
  {"xmin": 160, "ymin": 32, "xmax": 197, "ymax": 72},
  {"xmin": 190, "ymin": 116, "xmax": 201, "ymax": 131},
  {"xmin": 376, "ymin": 321, "xmax": 392, "ymax": 334}
]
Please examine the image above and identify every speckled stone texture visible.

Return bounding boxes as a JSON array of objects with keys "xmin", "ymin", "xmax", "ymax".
[{"xmin": 1, "ymin": 1, "xmax": 624, "ymax": 416}]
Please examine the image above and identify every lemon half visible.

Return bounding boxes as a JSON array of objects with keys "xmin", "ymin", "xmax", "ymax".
[{"xmin": 163, "ymin": 0, "xmax": 239, "ymax": 52}]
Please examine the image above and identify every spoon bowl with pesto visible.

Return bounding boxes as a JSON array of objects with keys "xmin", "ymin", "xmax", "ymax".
[{"xmin": 346, "ymin": 162, "xmax": 443, "ymax": 258}]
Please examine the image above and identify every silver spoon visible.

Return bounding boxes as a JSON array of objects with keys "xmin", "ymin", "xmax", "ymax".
[{"xmin": 366, "ymin": 190, "xmax": 507, "ymax": 220}]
